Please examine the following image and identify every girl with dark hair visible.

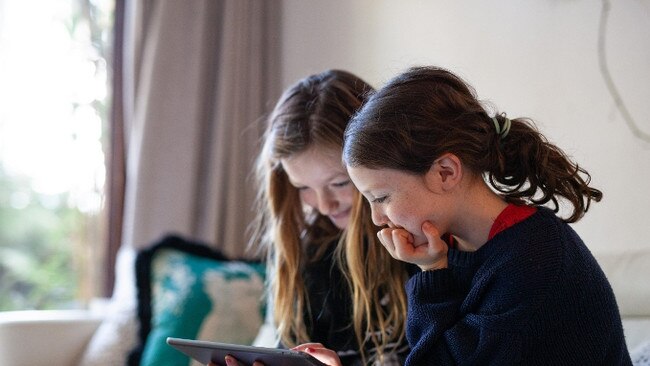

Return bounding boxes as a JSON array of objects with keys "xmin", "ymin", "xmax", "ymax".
[{"xmin": 296, "ymin": 66, "xmax": 631, "ymax": 365}]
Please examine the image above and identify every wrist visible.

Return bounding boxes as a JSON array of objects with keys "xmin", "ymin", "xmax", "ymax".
[{"xmin": 419, "ymin": 257, "xmax": 448, "ymax": 272}]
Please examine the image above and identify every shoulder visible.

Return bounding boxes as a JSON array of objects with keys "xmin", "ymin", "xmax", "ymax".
[
  {"xmin": 490, "ymin": 207, "xmax": 576, "ymax": 260},
  {"xmin": 467, "ymin": 209, "xmax": 573, "ymax": 305},
  {"xmin": 472, "ymin": 207, "xmax": 607, "ymax": 315}
]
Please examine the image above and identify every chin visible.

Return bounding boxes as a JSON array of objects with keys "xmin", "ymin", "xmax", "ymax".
[
  {"xmin": 329, "ymin": 209, "xmax": 351, "ymax": 230},
  {"xmin": 330, "ymin": 216, "xmax": 349, "ymax": 230},
  {"xmin": 334, "ymin": 220, "xmax": 349, "ymax": 230}
]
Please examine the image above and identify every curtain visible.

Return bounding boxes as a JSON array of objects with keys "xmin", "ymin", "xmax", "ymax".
[
  {"xmin": 105, "ymin": 0, "xmax": 126, "ymax": 297},
  {"xmin": 110, "ymin": 0, "xmax": 281, "ymax": 290}
]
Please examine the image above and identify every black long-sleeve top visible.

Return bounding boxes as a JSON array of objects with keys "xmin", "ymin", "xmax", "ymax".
[{"xmin": 302, "ymin": 241, "xmax": 411, "ymax": 366}]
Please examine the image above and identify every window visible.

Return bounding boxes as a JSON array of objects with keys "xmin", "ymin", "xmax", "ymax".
[{"xmin": 0, "ymin": 0, "xmax": 113, "ymax": 310}]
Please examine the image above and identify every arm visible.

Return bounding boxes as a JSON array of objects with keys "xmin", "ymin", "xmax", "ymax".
[
  {"xmin": 404, "ymin": 269, "xmax": 522, "ymax": 365},
  {"xmin": 380, "ymin": 212, "xmax": 628, "ymax": 365},
  {"xmin": 380, "ymin": 221, "xmax": 560, "ymax": 365}
]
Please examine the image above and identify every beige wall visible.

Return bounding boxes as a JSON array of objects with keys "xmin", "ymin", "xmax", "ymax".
[{"xmin": 280, "ymin": 0, "xmax": 650, "ymax": 252}]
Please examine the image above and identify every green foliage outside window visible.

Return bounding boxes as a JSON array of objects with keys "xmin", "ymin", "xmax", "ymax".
[
  {"xmin": 0, "ymin": 165, "xmax": 87, "ymax": 310},
  {"xmin": 0, "ymin": 0, "xmax": 112, "ymax": 311}
]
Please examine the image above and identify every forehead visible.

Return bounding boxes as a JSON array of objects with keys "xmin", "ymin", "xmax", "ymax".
[
  {"xmin": 348, "ymin": 167, "xmax": 423, "ymax": 194},
  {"xmin": 347, "ymin": 166, "xmax": 405, "ymax": 192},
  {"xmin": 281, "ymin": 146, "xmax": 346, "ymax": 183}
]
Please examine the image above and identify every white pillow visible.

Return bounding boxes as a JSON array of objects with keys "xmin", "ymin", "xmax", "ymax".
[
  {"xmin": 78, "ymin": 247, "xmax": 138, "ymax": 366},
  {"xmin": 78, "ymin": 304, "xmax": 138, "ymax": 366},
  {"xmin": 631, "ymin": 340, "xmax": 650, "ymax": 366}
]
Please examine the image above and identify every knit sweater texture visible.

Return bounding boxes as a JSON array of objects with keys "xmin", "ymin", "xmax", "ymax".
[{"xmin": 405, "ymin": 207, "xmax": 632, "ymax": 365}]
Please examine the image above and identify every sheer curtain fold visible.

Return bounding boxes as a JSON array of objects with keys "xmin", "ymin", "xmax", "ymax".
[{"xmin": 118, "ymin": 0, "xmax": 281, "ymax": 262}]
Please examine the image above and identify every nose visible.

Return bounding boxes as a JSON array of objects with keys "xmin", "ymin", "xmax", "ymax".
[
  {"xmin": 315, "ymin": 191, "xmax": 337, "ymax": 215},
  {"xmin": 370, "ymin": 205, "xmax": 388, "ymax": 227}
]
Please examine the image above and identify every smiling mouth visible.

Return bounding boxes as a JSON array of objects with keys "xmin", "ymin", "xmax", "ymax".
[{"xmin": 329, "ymin": 208, "xmax": 351, "ymax": 220}]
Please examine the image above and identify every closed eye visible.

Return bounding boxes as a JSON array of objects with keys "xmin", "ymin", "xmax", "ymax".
[
  {"xmin": 332, "ymin": 180, "xmax": 351, "ymax": 188},
  {"xmin": 372, "ymin": 196, "xmax": 388, "ymax": 204}
]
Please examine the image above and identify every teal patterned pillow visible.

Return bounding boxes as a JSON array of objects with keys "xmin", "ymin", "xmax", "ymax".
[{"xmin": 129, "ymin": 235, "xmax": 266, "ymax": 366}]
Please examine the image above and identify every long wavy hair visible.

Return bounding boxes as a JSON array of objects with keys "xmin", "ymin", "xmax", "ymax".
[
  {"xmin": 344, "ymin": 66, "xmax": 602, "ymax": 223},
  {"xmin": 249, "ymin": 70, "xmax": 408, "ymax": 363}
]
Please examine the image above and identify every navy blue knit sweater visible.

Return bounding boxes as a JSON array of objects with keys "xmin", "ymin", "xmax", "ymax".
[{"xmin": 404, "ymin": 207, "xmax": 632, "ymax": 365}]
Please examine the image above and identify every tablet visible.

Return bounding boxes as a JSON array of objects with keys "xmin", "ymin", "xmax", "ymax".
[{"xmin": 166, "ymin": 337, "xmax": 326, "ymax": 366}]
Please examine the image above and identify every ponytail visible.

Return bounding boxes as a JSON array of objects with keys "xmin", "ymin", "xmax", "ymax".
[
  {"xmin": 344, "ymin": 66, "xmax": 602, "ymax": 223},
  {"xmin": 484, "ymin": 115, "xmax": 602, "ymax": 223}
]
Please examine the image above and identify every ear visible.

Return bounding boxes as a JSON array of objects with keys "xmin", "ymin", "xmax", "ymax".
[{"xmin": 424, "ymin": 153, "xmax": 463, "ymax": 192}]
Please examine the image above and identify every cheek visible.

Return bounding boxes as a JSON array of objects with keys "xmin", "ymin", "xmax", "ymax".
[
  {"xmin": 390, "ymin": 209, "xmax": 420, "ymax": 230},
  {"xmin": 388, "ymin": 199, "xmax": 430, "ymax": 234}
]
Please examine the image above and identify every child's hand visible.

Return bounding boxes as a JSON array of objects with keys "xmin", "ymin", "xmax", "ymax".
[
  {"xmin": 377, "ymin": 221, "xmax": 448, "ymax": 271},
  {"xmin": 292, "ymin": 343, "xmax": 341, "ymax": 366},
  {"xmin": 213, "ymin": 356, "xmax": 263, "ymax": 366}
]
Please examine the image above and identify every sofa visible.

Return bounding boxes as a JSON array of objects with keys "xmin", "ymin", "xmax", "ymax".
[
  {"xmin": 1, "ymin": 239, "xmax": 649, "ymax": 365},
  {"xmin": 0, "ymin": 235, "xmax": 276, "ymax": 366}
]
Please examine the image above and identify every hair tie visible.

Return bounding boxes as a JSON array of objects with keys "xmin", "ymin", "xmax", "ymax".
[{"xmin": 492, "ymin": 115, "xmax": 511, "ymax": 139}]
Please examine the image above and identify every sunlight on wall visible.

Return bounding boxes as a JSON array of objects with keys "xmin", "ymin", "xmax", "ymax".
[{"xmin": 280, "ymin": 0, "xmax": 650, "ymax": 252}]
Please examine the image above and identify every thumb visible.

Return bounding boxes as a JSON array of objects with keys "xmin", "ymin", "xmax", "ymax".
[{"xmin": 421, "ymin": 221, "xmax": 440, "ymax": 243}]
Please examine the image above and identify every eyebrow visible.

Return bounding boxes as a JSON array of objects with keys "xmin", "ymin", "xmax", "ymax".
[{"xmin": 289, "ymin": 172, "xmax": 349, "ymax": 187}]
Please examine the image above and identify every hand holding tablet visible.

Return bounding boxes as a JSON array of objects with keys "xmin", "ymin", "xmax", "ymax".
[{"xmin": 166, "ymin": 337, "xmax": 327, "ymax": 366}]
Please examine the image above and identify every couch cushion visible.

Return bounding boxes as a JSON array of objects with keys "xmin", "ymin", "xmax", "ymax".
[
  {"xmin": 0, "ymin": 310, "xmax": 103, "ymax": 366},
  {"xmin": 593, "ymin": 249, "xmax": 650, "ymax": 351},
  {"xmin": 128, "ymin": 235, "xmax": 266, "ymax": 366},
  {"xmin": 592, "ymin": 249, "xmax": 650, "ymax": 317}
]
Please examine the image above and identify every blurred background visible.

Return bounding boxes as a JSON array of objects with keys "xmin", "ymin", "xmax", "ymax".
[{"xmin": 0, "ymin": 0, "xmax": 648, "ymax": 312}]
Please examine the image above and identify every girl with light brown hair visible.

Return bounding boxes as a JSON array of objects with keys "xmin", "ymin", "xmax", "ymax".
[{"xmin": 242, "ymin": 69, "xmax": 413, "ymax": 366}]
